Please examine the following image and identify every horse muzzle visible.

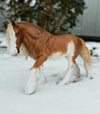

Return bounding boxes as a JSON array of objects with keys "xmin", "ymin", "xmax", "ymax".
[{"xmin": 7, "ymin": 47, "xmax": 19, "ymax": 57}]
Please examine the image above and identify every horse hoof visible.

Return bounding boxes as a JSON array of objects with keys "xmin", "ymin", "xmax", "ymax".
[
  {"xmin": 24, "ymin": 89, "xmax": 36, "ymax": 95},
  {"xmin": 24, "ymin": 86, "xmax": 36, "ymax": 95},
  {"xmin": 59, "ymin": 80, "xmax": 70, "ymax": 85},
  {"xmin": 88, "ymin": 76, "xmax": 94, "ymax": 80},
  {"xmin": 38, "ymin": 79, "xmax": 47, "ymax": 85}
]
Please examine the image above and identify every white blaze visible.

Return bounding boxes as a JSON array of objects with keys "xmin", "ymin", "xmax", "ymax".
[{"xmin": 6, "ymin": 24, "xmax": 17, "ymax": 56}]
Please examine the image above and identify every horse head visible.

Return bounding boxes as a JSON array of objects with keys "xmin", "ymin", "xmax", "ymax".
[{"xmin": 6, "ymin": 20, "xmax": 24, "ymax": 56}]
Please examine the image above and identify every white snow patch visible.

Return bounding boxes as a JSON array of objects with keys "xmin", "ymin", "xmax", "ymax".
[
  {"xmin": 0, "ymin": 52, "xmax": 100, "ymax": 114},
  {"xmin": 86, "ymin": 42, "xmax": 100, "ymax": 56},
  {"xmin": 6, "ymin": 0, "xmax": 10, "ymax": 4},
  {"xmin": 30, "ymin": 0, "xmax": 36, "ymax": 7},
  {"xmin": 0, "ymin": 33, "xmax": 100, "ymax": 114},
  {"xmin": 53, "ymin": 2, "xmax": 61, "ymax": 9},
  {"xmin": 0, "ymin": 33, "xmax": 7, "ymax": 47}
]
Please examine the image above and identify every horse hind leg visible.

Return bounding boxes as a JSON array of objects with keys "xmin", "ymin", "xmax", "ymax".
[
  {"xmin": 59, "ymin": 42, "xmax": 76, "ymax": 85},
  {"xmin": 70, "ymin": 61, "xmax": 81, "ymax": 82},
  {"xmin": 59, "ymin": 55, "xmax": 75, "ymax": 85},
  {"xmin": 73, "ymin": 62, "xmax": 80, "ymax": 77}
]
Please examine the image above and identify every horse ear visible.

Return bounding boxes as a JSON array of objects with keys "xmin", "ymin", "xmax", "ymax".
[
  {"xmin": 11, "ymin": 20, "xmax": 16, "ymax": 27},
  {"xmin": 3, "ymin": 22, "xmax": 8, "ymax": 28}
]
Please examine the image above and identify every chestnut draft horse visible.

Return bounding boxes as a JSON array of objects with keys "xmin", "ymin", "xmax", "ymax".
[{"xmin": 6, "ymin": 21, "xmax": 92, "ymax": 95}]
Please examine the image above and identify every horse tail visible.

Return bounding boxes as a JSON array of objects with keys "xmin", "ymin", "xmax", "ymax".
[{"xmin": 79, "ymin": 39, "xmax": 91, "ymax": 76}]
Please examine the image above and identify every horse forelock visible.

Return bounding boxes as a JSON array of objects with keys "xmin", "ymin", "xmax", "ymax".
[
  {"xmin": 6, "ymin": 24, "xmax": 16, "ymax": 46},
  {"xmin": 6, "ymin": 23, "xmax": 18, "ymax": 56}
]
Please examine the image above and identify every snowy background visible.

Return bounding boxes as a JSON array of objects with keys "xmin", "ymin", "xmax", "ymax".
[{"xmin": 0, "ymin": 33, "xmax": 100, "ymax": 114}]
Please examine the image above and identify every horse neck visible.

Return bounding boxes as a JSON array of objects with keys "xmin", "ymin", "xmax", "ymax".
[
  {"xmin": 23, "ymin": 33, "xmax": 36, "ymax": 50},
  {"xmin": 22, "ymin": 30, "xmax": 52, "ymax": 58}
]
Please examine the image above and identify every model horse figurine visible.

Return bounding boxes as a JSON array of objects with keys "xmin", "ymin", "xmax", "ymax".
[{"xmin": 5, "ymin": 21, "xmax": 92, "ymax": 95}]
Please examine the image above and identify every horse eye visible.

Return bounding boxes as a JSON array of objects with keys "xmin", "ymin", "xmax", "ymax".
[{"xmin": 15, "ymin": 33, "xmax": 18, "ymax": 37}]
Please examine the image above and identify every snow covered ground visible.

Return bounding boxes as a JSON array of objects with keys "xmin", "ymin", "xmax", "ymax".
[
  {"xmin": 0, "ymin": 33, "xmax": 100, "ymax": 114},
  {"xmin": 0, "ymin": 33, "xmax": 7, "ymax": 47}
]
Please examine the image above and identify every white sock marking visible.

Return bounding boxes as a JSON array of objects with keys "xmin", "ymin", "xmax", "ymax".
[
  {"xmin": 38, "ymin": 66, "xmax": 47, "ymax": 85},
  {"xmin": 25, "ymin": 69, "xmax": 38, "ymax": 95}
]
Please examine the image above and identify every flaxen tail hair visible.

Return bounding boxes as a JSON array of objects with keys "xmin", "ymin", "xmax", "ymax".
[{"xmin": 80, "ymin": 39, "xmax": 91, "ymax": 75}]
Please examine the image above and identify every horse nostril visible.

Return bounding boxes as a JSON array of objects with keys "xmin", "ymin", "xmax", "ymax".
[{"xmin": 17, "ymin": 48, "xmax": 20, "ymax": 53}]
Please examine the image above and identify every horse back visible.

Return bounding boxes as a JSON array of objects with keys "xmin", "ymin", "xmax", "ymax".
[{"xmin": 48, "ymin": 34, "xmax": 82, "ymax": 58}]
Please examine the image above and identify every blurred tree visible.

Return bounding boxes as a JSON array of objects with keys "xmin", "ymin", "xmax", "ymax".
[{"xmin": 0, "ymin": 0, "xmax": 86, "ymax": 34}]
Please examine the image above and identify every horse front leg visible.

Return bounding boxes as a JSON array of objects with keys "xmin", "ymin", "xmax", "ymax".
[
  {"xmin": 24, "ymin": 68, "xmax": 38, "ymax": 95},
  {"xmin": 38, "ymin": 65, "xmax": 47, "ymax": 85},
  {"xmin": 25, "ymin": 56, "xmax": 47, "ymax": 95}
]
